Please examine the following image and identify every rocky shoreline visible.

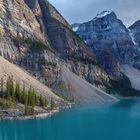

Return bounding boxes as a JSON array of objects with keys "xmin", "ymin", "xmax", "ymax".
[
  {"xmin": 0, "ymin": 110, "xmax": 59, "ymax": 121},
  {"xmin": 0, "ymin": 104, "xmax": 73, "ymax": 121}
]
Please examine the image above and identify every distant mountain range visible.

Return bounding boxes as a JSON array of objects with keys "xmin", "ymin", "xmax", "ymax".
[{"xmin": 72, "ymin": 10, "xmax": 140, "ymax": 81}]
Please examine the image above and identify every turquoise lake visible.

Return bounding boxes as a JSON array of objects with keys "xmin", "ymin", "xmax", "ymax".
[{"xmin": 0, "ymin": 99, "xmax": 140, "ymax": 140}]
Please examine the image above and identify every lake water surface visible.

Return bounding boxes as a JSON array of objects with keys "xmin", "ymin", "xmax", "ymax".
[{"xmin": 0, "ymin": 99, "xmax": 140, "ymax": 140}]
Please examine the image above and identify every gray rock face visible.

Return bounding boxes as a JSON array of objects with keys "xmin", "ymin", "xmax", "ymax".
[
  {"xmin": 72, "ymin": 11, "xmax": 140, "ymax": 77},
  {"xmin": 52, "ymin": 67, "xmax": 116, "ymax": 104},
  {"xmin": 128, "ymin": 21, "xmax": 140, "ymax": 69},
  {"xmin": 74, "ymin": 11, "xmax": 130, "ymax": 42},
  {"xmin": 129, "ymin": 20, "xmax": 140, "ymax": 47},
  {"xmin": 0, "ymin": 0, "xmax": 110, "ymax": 98},
  {"xmin": 24, "ymin": 0, "xmax": 95, "ymax": 61},
  {"xmin": 0, "ymin": 0, "xmax": 45, "ymax": 41}
]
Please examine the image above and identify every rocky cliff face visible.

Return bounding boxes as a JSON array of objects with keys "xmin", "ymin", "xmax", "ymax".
[
  {"xmin": 129, "ymin": 20, "xmax": 140, "ymax": 48},
  {"xmin": 0, "ymin": 0, "xmax": 111, "ymax": 102},
  {"xmin": 72, "ymin": 11, "xmax": 140, "ymax": 77},
  {"xmin": 74, "ymin": 11, "xmax": 130, "ymax": 42},
  {"xmin": 0, "ymin": 0, "xmax": 44, "ymax": 40},
  {"xmin": 24, "ymin": 0, "xmax": 95, "ymax": 60},
  {"xmin": 128, "ymin": 20, "xmax": 140, "ymax": 69}
]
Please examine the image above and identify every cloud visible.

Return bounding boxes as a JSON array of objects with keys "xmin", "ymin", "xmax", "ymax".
[{"xmin": 49, "ymin": 0, "xmax": 140, "ymax": 27}]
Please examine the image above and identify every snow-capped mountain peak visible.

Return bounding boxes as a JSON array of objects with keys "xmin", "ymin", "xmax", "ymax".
[
  {"xmin": 71, "ymin": 11, "xmax": 140, "ymax": 76},
  {"xmin": 94, "ymin": 11, "xmax": 112, "ymax": 19}
]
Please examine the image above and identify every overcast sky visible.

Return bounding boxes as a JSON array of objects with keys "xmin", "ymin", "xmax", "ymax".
[{"xmin": 49, "ymin": 0, "xmax": 140, "ymax": 27}]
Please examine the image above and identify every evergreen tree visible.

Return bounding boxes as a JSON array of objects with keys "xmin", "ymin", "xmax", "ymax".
[
  {"xmin": 35, "ymin": 94, "xmax": 38, "ymax": 105},
  {"xmin": 44, "ymin": 97, "xmax": 48, "ymax": 107},
  {"xmin": 39, "ymin": 94, "xmax": 42, "ymax": 107},
  {"xmin": 28, "ymin": 86, "xmax": 32, "ymax": 106},
  {"xmin": 24, "ymin": 93, "xmax": 28, "ymax": 115},
  {"xmin": 15, "ymin": 81, "xmax": 18, "ymax": 100},
  {"xmin": 15, "ymin": 81, "xmax": 21, "ymax": 102},
  {"xmin": 6, "ymin": 77, "xmax": 10, "ymax": 99},
  {"xmin": 50, "ymin": 98, "xmax": 56, "ymax": 110},
  {"xmin": 39, "ymin": 94, "xmax": 45, "ymax": 107},
  {"xmin": 17, "ymin": 82, "xmax": 21, "ymax": 101},
  {"xmin": 31, "ymin": 88, "xmax": 36, "ymax": 114},
  {"xmin": 1, "ymin": 78, "xmax": 4, "ymax": 98},
  {"xmin": 0, "ymin": 76, "xmax": 57, "ymax": 114},
  {"xmin": 10, "ymin": 77, "xmax": 15, "ymax": 100},
  {"xmin": 21, "ymin": 84, "xmax": 26, "ymax": 104}
]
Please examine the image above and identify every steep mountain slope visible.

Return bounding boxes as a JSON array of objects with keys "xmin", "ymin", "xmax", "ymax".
[
  {"xmin": 52, "ymin": 67, "xmax": 117, "ymax": 104},
  {"xmin": 72, "ymin": 11, "xmax": 140, "ymax": 77},
  {"xmin": 0, "ymin": 56, "xmax": 61, "ymax": 102},
  {"xmin": 129, "ymin": 20, "xmax": 140, "ymax": 48},
  {"xmin": 24, "ymin": 0, "xmax": 95, "ymax": 60},
  {"xmin": 121, "ymin": 65, "xmax": 140, "ymax": 91},
  {"xmin": 0, "ymin": 0, "xmax": 139, "ymax": 102},
  {"xmin": 0, "ymin": 0, "xmax": 113, "ymax": 103},
  {"xmin": 128, "ymin": 21, "xmax": 140, "ymax": 69},
  {"xmin": 0, "ymin": 54, "xmax": 114, "ymax": 104},
  {"xmin": 0, "ymin": 0, "xmax": 45, "ymax": 41},
  {"xmin": 0, "ymin": 0, "xmax": 98, "ymax": 85}
]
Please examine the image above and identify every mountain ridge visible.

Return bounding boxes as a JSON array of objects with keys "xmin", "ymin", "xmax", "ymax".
[
  {"xmin": 0, "ymin": 0, "xmax": 116, "ymax": 105},
  {"xmin": 72, "ymin": 10, "xmax": 140, "ymax": 78}
]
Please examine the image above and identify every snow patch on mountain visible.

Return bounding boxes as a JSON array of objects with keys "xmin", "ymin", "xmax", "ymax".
[
  {"xmin": 94, "ymin": 11, "xmax": 112, "ymax": 19},
  {"xmin": 72, "ymin": 26, "xmax": 79, "ymax": 32},
  {"xmin": 128, "ymin": 29, "xmax": 137, "ymax": 45},
  {"xmin": 71, "ymin": 23, "xmax": 80, "ymax": 32}
]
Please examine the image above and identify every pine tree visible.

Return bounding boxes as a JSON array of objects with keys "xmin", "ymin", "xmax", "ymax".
[
  {"xmin": 24, "ymin": 93, "xmax": 28, "ymax": 115},
  {"xmin": 23, "ymin": 90, "xmax": 29, "ymax": 115},
  {"xmin": 35, "ymin": 94, "xmax": 38, "ymax": 105},
  {"xmin": 50, "ymin": 98, "xmax": 56, "ymax": 110},
  {"xmin": 31, "ymin": 88, "xmax": 36, "ymax": 114},
  {"xmin": 15, "ymin": 81, "xmax": 18, "ymax": 101},
  {"xmin": 28, "ymin": 86, "xmax": 32, "ymax": 106},
  {"xmin": 10, "ymin": 77, "xmax": 15, "ymax": 100},
  {"xmin": 39, "ymin": 94, "xmax": 42, "ymax": 107},
  {"xmin": 44, "ymin": 97, "xmax": 48, "ymax": 107},
  {"xmin": 1, "ymin": 78, "xmax": 4, "ymax": 98},
  {"xmin": 21, "ymin": 84, "xmax": 26, "ymax": 104},
  {"xmin": 17, "ymin": 82, "xmax": 21, "ymax": 101},
  {"xmin": 6, "ymin": 77, "xmax": 10, "ymax": 99},
  {"xmin": 15, "ymin": 81, "xmax": 21, "ymax": 102},
  {"xmin": 39, "ymin": 94, "xmax": 45, "ymax": 107}
]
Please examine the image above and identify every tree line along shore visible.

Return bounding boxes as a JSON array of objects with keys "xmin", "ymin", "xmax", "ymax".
[{"xmin": 0, "ymin": 76, "xmax": 57, "ymax": 116}]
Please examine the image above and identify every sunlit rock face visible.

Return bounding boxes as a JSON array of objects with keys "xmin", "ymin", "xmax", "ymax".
[
  {"xmin": 0, "ymin": 0, "xmax": 109, "ymax": 92},
  {"xmin": 0, "ymin": 0, "xmax": 44, "ymax": 40}
]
